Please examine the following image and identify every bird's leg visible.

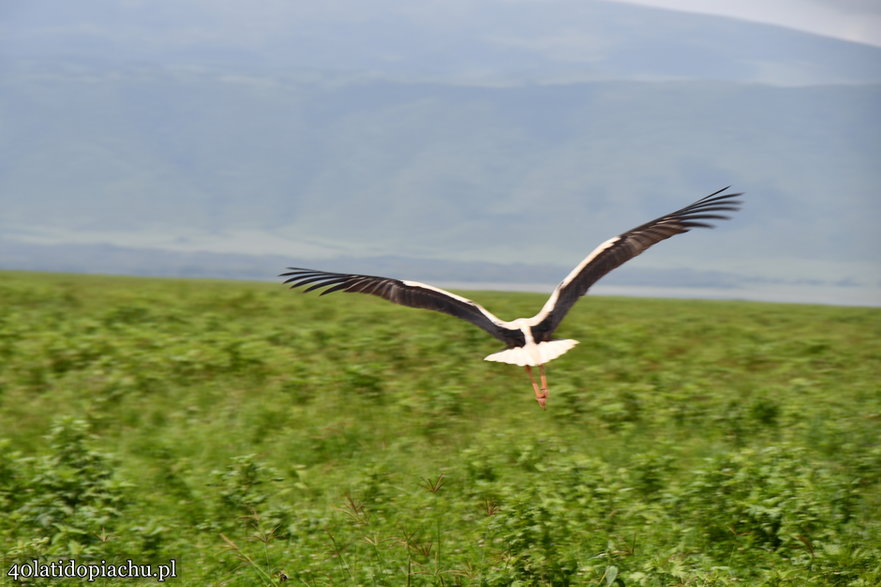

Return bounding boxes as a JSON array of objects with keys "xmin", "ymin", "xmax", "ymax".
[
  {"xmin": 539, "ymin": 364, "xmax": 549, "ymax": 400},
  {"xmin": 525, "ymin": 365, "xmax": 547, "ymax": 409}
]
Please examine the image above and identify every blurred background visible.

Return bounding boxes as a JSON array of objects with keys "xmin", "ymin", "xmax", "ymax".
[{"xmin": 2, "ymin": 0, "xmax": 879, "ymax": 306}]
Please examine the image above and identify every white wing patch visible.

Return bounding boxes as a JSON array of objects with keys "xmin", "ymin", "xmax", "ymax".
[
  {"xmin": 402, "ymin": 279, "xmax": 506, "ymax": 326},
  {"xmin": 533, "ymin": 236, "xmax": 620, "ymax": 321}
]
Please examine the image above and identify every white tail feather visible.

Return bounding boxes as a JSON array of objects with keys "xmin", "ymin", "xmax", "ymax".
[{"xmin": 484, "ymin": 339, "xmax": 579, "ymax": 366}]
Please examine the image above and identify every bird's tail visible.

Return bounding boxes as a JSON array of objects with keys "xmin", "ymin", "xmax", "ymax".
[{"xmin": 483, "ymin": 339, "xmax": 578, "ymax": 366}]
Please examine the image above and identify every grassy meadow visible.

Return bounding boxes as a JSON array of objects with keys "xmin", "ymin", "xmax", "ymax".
[{"xmin": 1, "ymin": 270, "xmax": 880, "ymax": 585}]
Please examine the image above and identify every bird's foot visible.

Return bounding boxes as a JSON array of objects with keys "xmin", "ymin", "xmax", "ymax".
[{"xmin": 534, "ymin": 388, "xmax": 548, "ymax": 409}]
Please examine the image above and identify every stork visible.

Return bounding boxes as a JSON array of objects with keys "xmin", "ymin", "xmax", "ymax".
[{"xmin": 281, "ymin": 188, "xmax": 742, "ymax": 408}]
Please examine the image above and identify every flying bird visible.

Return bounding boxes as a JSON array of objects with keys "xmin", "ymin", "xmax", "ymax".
[{"xmin": 281, "ymin": 188, "xmax": 742, "ymax": 408}]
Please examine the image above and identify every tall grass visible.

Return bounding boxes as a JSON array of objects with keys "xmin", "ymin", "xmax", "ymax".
[{"xmin": 1, "ymin": 270, "xmax": 879, "ymax": 585}]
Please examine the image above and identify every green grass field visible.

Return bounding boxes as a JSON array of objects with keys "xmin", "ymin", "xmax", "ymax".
[{"xmin": 1, "ymin": 270, "xmax": 879, "ymax": 585}]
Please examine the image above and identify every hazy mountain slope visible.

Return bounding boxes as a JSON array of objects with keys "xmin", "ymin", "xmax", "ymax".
[
  {"xmin": 2, "ymin": 71, "xmax": 878, "ymax": 270},
  {"xmin": 4, "ymin": 0, "xmax": 881, "ymax": 84},
  {"xmin": 1, "ymin": 0, "xmax": 879, "ymax": 303}
]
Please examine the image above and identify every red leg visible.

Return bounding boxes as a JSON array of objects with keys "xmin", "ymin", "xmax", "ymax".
[
  {"xmin": 525, "ymin": 365, "xmax": 548, "ymax": 409},
  {"xmin": 539, "ymin": 364, "xmax": 549, "ymax": 401}
]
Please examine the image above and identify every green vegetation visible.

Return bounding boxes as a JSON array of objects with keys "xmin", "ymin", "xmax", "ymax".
[{"xmin": 1, "ymin": 270, "xmax": 879, "ymax": 585}]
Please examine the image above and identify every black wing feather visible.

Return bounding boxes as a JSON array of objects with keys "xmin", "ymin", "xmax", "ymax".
[
  {"xmin": 531, "ymin": 187, "xmax": 743, "ymax": 340},
  {"xmin": 280, "ymin": 269, "xmax": 523, "ymax": 346}
]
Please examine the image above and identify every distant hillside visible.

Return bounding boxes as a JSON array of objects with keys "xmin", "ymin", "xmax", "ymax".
[
  {"xmin": 1, "ymin": 0, "xmax": 879, "ymax": 305},
  {"xmin": 1, "ymin": 72, "xmax": 878, "ymax": 275}
]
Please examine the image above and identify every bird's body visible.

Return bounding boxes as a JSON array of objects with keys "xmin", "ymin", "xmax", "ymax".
[{"xmin": 282, "ymin": 188, "xmax": 742, "ymax": 408}]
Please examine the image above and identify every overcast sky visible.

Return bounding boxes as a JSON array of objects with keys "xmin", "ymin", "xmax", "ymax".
[{"xmin": 609, "ymin": 0, "xmax": 881, "ymax": 46}]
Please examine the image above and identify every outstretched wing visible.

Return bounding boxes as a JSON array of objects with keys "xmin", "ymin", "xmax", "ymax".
[
  {"xmin": 531, "ymin": 187, "xmax": 743, "ymax": 341},
  {"xmin": 280, "ymin": 268, "xmax": 524, "ymax": 346}
]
